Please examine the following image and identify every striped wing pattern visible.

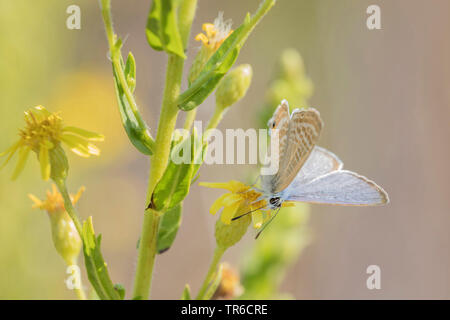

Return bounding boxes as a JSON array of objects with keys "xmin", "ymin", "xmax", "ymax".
[{"xmin": 272, "ymin": 108, "xmax": 323, "ymax": 193}]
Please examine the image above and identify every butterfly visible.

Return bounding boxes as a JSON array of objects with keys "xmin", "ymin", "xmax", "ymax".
[{"xmin": 237, "ymin": 100, "xmax": 389, "ymax": 237}]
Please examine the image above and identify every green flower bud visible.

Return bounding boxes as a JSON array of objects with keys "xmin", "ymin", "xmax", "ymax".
[
  {"xmin": 215, "ymin": 64, "xmax": 253, "ymax": 111},
  {"xmin": 215, "ymin": 209, "xmax": 251, "ymax": 250},
  {"xmin": 29, "ymin": 185, "xmax": 84, "ymax": 265},
  {"xmin": 50, "ymin": 209, "xmax": 82, "ymax": 265}
]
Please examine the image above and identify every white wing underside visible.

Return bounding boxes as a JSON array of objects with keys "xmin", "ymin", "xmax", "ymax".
[
  {"xmin": 285, "ymin": 170, "xmax": 389, "ymax": 206},
  {"xmin": 293, "ymin": 146, "xmax": 343, "ymax": 185}
]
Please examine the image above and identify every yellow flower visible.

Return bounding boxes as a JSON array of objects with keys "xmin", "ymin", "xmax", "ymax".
[
  {"xmin": 0, "ymin": 105, "xmax": 104, "ymax": 180},
  {"xmin": 200, "ymin": 180, "xmax": 265, "ymax": 227},
  {"xmin": 200, "ymin": 180, "xmax": 296, "ymax": 229},
  {"xmin": 29, "ymin": 184, "xmax": 84, "ymax": 265},
  {"xmin": 189, "ymin": 13, "xmax": 233, "ymax": 84},
  {"xmin": 195, "ymin": 12, "xmax": 233, "ymax": 51},
  {"xmin": 28, "ymin": 184, "xmax": 85, "ymax": 214}
]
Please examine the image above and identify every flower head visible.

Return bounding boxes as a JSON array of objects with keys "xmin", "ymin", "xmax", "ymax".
[
  {"xmin": 189, "ymin": 13, "xmax": 233, "ymax": 84},
  {"xmin": 195, "ymin": 12, "xmax": 233, "ymax": 51},
  {"xmin": 29, "ymin": 184, "xmax": 84, "ymax": 265},
  {"xmin": 200, "ymin": 180, "xmax": 295, "ymax": 229},
  {"xmin": 0, "ymin": 105, "xmax": 104, "ymax": 180},
  {"xmin": 28, "ymin": 184, "xmax": 85, "ymax": 214}
]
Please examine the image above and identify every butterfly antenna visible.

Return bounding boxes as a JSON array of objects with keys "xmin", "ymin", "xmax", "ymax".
[
  {"xmin": 231, "ymin": 204, "xmax": 267, "ymax": 221},
  {"xmin": 255, "ymin": 207, "xmax": 281, "ymax": 239}
]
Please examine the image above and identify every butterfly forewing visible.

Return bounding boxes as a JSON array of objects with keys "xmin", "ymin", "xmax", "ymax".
[{"xmin": 271, "ymin": 108, "xmax": 323, "ymax": 193}]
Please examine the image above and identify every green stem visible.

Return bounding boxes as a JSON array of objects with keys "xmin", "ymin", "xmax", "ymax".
[
  {"xmin": 54, "ymin": 179, "xmax": 83, "ymax": 236},
  {"xmin": 183, "ymin": 110, "xmax": 197, "ymax": 130},
  {"xmin": 72, "ymin": 262, "xmax": 87, "ymax": 300},
  {"xmin": 132, "ymin": 0, "xmax": 198, "ymax": 300},
  {"xmin": 206, "ymin": 108, "xmax": 224, "ymax": 132},
  {"xmin": 196, "ymin": 246, "xmax": 225, "ymax": 300},
  {"xmin": 53, "ymin": 180, "xmax": 87, "ymax": 300}
]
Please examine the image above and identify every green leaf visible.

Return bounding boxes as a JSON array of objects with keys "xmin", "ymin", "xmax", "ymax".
[
  {"xmin": 178, "ymin": 0, "xmax": 276, "ymax": 111},
  {"xmin": 112, "ymin": 59, "xmax": 154, "ymax": 155},
  {"xmin": 157, "ymin": 204, "xmax": 182, "ymax": 254},
  {"xmin": 146, "ymin": 0, "xmax": 186, "ymax": 58},
  {"xmin": 152, "ymin": 133, "xmax": 199, "ymax": 211},
  {"xmin": 181, "ymin": 284, "xmax": 192, "ymax": 300},
  {"xmin": 82, "ymin": 217, "xmax": 121, "ymax": 300},
  {"xmin": 124, "ymin": 52, "xmax": 136, "ymax": 93}
]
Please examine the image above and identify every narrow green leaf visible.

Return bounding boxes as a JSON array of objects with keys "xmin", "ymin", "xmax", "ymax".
[
  {"xmin": 112, "ymin": 62, "xmax": 154, "ymax": 155},
  {"xmin": 146, "ymin": 0, "xmax": 186, "ymax": 58},
  {"xmin": 178, "ymin": 0, "xmax": 276, "ymax": 111},
  {"xmin": 157, "ymin": 204, "xmax": 182, "ymax": 254},
  {"xmin": 152, "ymin": 133, "xmax": 199, "ymax": 211},
  {"xmin": 181, "ymin": 284, "xmax": 192, "ymax": 300},
  {"xmin": 82, "ymin": 217, "xmax": 121, "ymax": 300}
]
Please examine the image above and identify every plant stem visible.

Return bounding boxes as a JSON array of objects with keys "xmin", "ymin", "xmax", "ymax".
[
  {"xmin": 54, "ymin": 179, "xmax": 83, "ymax": 236},
  {"xmin": 196, "ymin": 246, "xmax": 225, "ymax": 300},
  {"xmin": 206, "ymin": 108, "xmax": 224, "ymax": 132},
  {"xmin": 73, "ymin": 270, "xmax": 87, "ymax": 300},
  {"xmin": 132, "ymin": 0, "xmax": 198, "ymax": 300},
  {"xmin": 54, "ymin": 180, "xmax": 87, "ymax": 300},
  {"xmin": 183, "ymin": 110, "xmax": 197, "ymax": 130}
]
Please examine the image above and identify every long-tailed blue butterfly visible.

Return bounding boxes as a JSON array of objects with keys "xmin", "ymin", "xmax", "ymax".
[{"xmin": 237, "ymin": 100, "xmax": 389, "ymax": 237}]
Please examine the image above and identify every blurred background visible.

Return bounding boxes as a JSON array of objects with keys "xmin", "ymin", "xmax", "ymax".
[{"xmin": 0, "ymin": 0, "xmax": 449, "ymax": 299}]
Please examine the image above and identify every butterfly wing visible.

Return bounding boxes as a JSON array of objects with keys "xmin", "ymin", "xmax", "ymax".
[
  {"xmin": 293, "ymin": 146, "xmax": 343, "ymax": 186},
  {"xmin": 285, "ymin": 170, "xmax": 389, "ymax": 206},
  {"xmin": 261, "ymin": 100, "xmax": 290, "ymax": 191},
  {"xmin": 271, "ymin": 108, "xmax": 323, "ymax": 193}
]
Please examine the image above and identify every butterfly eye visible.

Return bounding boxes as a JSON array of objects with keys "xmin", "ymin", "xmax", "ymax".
[{"xmin": 269, "ymin": 196, "xmax": 281, "ymax": 206}]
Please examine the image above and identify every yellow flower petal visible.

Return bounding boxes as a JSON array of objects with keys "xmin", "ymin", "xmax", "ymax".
[
  {"xmin": 282, "ymin": 201, "xmax": 296, "ymax": 207},
  {"xmin": 251, "ymin": 211, "xmax": 264, "ymax": 229},
  {"xmin": 28, "ymin": 193, "xmax": 44, "ymax": 209},
  {"xmin": 0, "ymin": 141, "xmax": 21, "ymax": 169},
  {"xmin": 63, "ymin": 126, "xmax": 105, "ymax": 141},
  {"xmin": 199, "ymin": 180, "xmax": 250, "ymax": 193},
  {"xmin": 60, "ymin": 134, "xmax": 92, "ymax": 157},
  {"xmin": 39, "ymin": 144, "xmax": 51, "ymax": 181},
  {"xmin": 71, "ymin": 186, "xmax": 86, "ymax": 205},
  {"xmin": 195, "ymin": 33, "xmax": 209, "ymax": 46},
  {"xmin": 210, "ymin": 193, "xmax": 229, "ymax": 215},
  {"xmin": 11, "ymin": 147, "xmax": 30, "ymax": 180},
  {"xmin": 221, "ymin": 200, "xmax": 242, "ymax": 225}
]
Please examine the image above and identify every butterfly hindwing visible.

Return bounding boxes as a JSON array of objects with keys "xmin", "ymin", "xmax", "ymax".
[{"xmin": 285, "ymin": 170, "xmax": 389, "ymax": 206}]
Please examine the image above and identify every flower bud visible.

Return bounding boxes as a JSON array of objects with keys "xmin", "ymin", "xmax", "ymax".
[
  {"xmin": 215, "ymin": 207, "xmax": 251, "ymax": 250},
  {"xmin": 50, "ymin": 209, "xmax": 82, "ymax": 265},
  {"xmin": 215, "ymin": 64, "xmax": 253, "ymax": 111},
  {"xmin": 29, "ymin": 185, "xmax": 84, "ymax": 265}
]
